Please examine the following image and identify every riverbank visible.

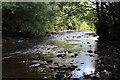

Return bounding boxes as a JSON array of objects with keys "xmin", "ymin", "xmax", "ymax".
[{"xmin": 94, "ymin": 41, "xmax": 120, "ymax": 80}]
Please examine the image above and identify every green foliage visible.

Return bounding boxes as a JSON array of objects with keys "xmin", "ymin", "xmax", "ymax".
[
  {"xmin": 2, "ymin": 2, "xmax": 52, "ymax": 35},
  {"xmin": 94, "ymin": 2, "xmax": 120, "ymax": 40},
  {"xmin": 2, "ymin": 2, "xmax": 97, "ymax": 36},
  {"xmin": 49, "ymin": 2, "xmax": 96, "ymax": 31},
  {"xmin": 80, "ymin": 21, "xmax": 90, "ymax": 30}
]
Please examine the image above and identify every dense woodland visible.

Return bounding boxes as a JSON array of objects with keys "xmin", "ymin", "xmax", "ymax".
[{"xmin": 2, "ymin": 2, "xmax": 120, "ymax": 41}]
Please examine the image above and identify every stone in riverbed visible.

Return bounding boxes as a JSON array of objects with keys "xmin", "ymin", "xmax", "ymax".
[
  {"xmin": 47, "ymin": 60, "xmax": 53, "ymax": 63},
  {"xmin": 77, "ymin": 36, "xmax": 81, "ymax": 38},
  {"xmin": 89, "ymin": 54, "xmax": 95, "ymax": 57},
  {"xmin": 80, "ymin": 45, "xmax": 82, "ymax": 47},
  {"xmin": 68, "ymin": 65, "xmax": 77, "ymax": 71},
  {"xmin": 29, "ymin": 63, "xmax": 40, "ymax": 68},
  {"xmin": 71, "ymin": 55, "xmax": 75, "ymax": 57},
  {"xmin": 91, "ymin": 76, "xmax": 99, "ymax": 80},
  {"xmin": 87, "ymin": 42, "xmax": 90, "ymax": 44},
  {"xmin": 93, "ymin": 34, "xmax": 97, "ymax": 37},
  {"xmin": 57, "ymin": 54, "xmax": 66, "ymax": 58},
  {"xmin": 87, "ymin": 50, "xmax": 93, "ymax": 53},
  {"xmin": 54, "ymin": 63, "xmax": 59, "ymax": 66},
  {"xmin": 94, "ymin": 51, "xmax": 97, "ymax": 54},
  {"xmin": 68, "ymin": 51, "xmax": 73, "ymax": 53},
  {"xmin": 99, "ymin": 57, "xmax": 104, "ymax": 60},
  {"xmin": 74, "ymin": 53, "xmax": 78, "ymax": 57},
  {"xmin": 95, "ymin": 60, "xmax": 99, "ymax": 62},
  {"xmin": 81, "ymin": 63, "xmax": 84, "ymax": 64},
  {"xmin": 84, "ymin": 74, "xmax": 90, "ymax": 79},
  {"xmin": 89, "ymin": 45, "xmax": 92, "ymax": 47},
  {"xmin": 77, "ymin": 68, "xmax": 81, "ymax": 71}
]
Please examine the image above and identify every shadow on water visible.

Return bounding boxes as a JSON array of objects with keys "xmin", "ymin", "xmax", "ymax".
[{"xmin": 2, "ymin": 31, "xmax": 99, "ymax": 80}]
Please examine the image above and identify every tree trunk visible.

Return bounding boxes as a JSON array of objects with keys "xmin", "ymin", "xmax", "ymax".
[{"xmin": 96, "ymin": 2, "xmax": 109, "ymax": 41}]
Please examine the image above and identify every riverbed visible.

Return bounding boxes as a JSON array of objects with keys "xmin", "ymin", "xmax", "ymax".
[{"xmin": 3, "ymin": 31, "xmax": 99, "ymax": 79}]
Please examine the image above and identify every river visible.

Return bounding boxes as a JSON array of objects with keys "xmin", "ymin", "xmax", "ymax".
[{"xmin": 3, "ymin": 31, "xmax": 99, "ymax": 79}]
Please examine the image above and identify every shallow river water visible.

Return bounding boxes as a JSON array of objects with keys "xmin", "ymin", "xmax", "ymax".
[{"xmin": 3, "ymin": 31, "xmax": 99, "ymax": 79}]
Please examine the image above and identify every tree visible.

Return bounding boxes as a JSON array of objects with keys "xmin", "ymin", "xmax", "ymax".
[
  {"xmin": 2, "ymin": 2, "xmax": 97, "ymax": 37},
  {"xmin": 2, "ymin": 2, "xmax": 53, "ymax": 36}
]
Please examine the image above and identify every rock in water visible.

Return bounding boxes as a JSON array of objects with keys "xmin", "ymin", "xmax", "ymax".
[
  {"xmin": 29, "ymin": 63, "xmax": 40, "ymax": 68},
  {"xmin": 74, "ymin": 53, "xmax": 78, "ymax": 57},
  {"xmin": 16, "ymin": 40, "xmax": 24, "ymax": 43},
  {"xmin": 87, "ymin": 50, "xmax": 93, "ymax": 53},
  {"xmin": 68, "ymin": 51, "xmax": 72, "ymax": 53},
  {"xmin": 47, "ymin": 60, "xmax": 53, "ymax": 63},
  {"xmin": 87, "ymin": 42, "xmax": 90, "ymax": 44}
]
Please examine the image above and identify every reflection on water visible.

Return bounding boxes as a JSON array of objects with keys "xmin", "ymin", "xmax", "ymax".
[
  {"xmin": 3, "ymin": 31, "xmax": 99, "ymax": 79},
  {"xmin": 72, "ymin": 51, "xmax": 97, "ymax": 78}
]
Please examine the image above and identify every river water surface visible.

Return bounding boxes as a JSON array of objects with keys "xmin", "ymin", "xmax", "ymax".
[{"xmin": 3, "ymin": 31, "xmax": 99, "ymax": 79}]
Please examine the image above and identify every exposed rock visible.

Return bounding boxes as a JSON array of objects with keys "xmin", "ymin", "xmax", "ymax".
[
  {"xmin": 47, "ymin": 60, "xmax": 53, "ymax": 63},
  {"xmin": 87, "ymin": 50, "xmax": 93, "ymax": 53}
]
